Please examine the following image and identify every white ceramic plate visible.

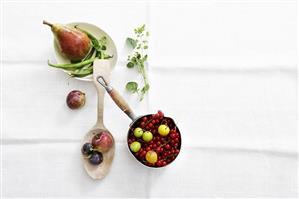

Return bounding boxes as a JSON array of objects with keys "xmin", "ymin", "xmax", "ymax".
[{"xmin": 53, "ymin": 22, "xmax": 117, "ymax": 81}]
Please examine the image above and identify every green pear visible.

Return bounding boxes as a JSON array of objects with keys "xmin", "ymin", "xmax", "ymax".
[{"xmin": 43, "ymin": 20, "xmax": 91, "ymax": 61}]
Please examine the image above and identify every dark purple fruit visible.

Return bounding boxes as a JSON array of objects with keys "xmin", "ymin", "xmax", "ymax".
[
  {"xmin": 89, "ymin": 151, "xmax": 103, "ymax": 165},
  {"xmin": 81, "ymin": 143, "xmax": 93, "ymax": 155},
  {"xmin": 66, "ymin": 90, "xmax": 85, "ymax": 109}
]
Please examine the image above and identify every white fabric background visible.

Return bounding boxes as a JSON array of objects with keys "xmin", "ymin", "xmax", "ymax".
[{"xmin": 1, "ymin": 0, "xmax": 297, "ymax": 198}]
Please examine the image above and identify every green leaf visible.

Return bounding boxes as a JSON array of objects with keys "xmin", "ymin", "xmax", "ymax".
[
  {"xmin": 127, "ymin": 62, "xmax": 134, "ymax": 68},
  {"xmin": 126, "ymin": 82, "xmax": 138, "ymax": 93},
  {"xmin": 95, "ymin": 50, "xmax": 102, "ymax": 59},
  {"xmin": 104, "ymin": 54, "xmax": 113, "ymax": 59},
  {"xmin": 144, "ymin": 45, "xmax": 148, "ymax": 49},
  {"xmin": 94, "ymin": 45, "xmax": 102, "ymax": 51},
  {"xmin": 126, "ymin": 37, "xmax": 137, "ymax": 48},
  {"xmin": 136, "ymin": 24, "xmax": 145, "ymax": 34},
  {"xmin": 142, "ymin": 55, "xmax": 148, "ymax": 62},
  {"xmin": 141, "ymin": 84, "xmax": 150, "ymax": 93},
  {"xmin": 98, "ymin": 36, "xmax": 107, "ymax": 46},
  {"xmin": 131, "ymin": 57, "xmax": 138, "ymax": 64}
]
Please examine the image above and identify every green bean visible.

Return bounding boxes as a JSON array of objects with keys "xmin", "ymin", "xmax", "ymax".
[
  {"xmin": 77, "ymin": 48, "xmax": 95, "ymax": 70},
  {"xmin": 48, "ymin": 58, "xmax": 95, "ymax": 69},
  {"xmin": 70, "ymin": 64, "xmax": 93, "ymax": 75},
  {"xmin": 69, "ymin": 68, "xmax": 93, "ymax": 77},
  {"xmin": 83, "ymin": 48, "xmax": 95, "ymax": 61},
  {"xmin": 81, "ymin": 62, "xmax": 93, "ymax": 71}
]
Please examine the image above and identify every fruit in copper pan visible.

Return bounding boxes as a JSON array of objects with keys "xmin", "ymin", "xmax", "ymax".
[
  {"xmin": 127, "ymin": 110, "xmax": 181, "ymax": 167},
  {"xmin": 130, "ymin": 141, "xmax": 141, "ymax": 153},
  {"xmin": 142, "ymin": 131, "xmax": 153, "ymax": 142},
  {"xmin": 133, "ymin": 127, "xmax": 143, "ymax": 138},
  {"xmin": 158, "ymin": 124, "xmax": 170, "ymax": 136},
  {"xmin": 145, "ymin": 151, "xmax": 158, "ymax": 164}
]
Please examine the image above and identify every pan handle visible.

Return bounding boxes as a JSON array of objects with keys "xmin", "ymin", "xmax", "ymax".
[{"xmin": 97, "ymin": 76, "xmax": 136, "ymax": 121}]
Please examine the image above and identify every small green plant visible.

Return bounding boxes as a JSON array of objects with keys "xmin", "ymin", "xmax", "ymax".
[{"xmin": 125, "ymin": 24, "xmax": 149, "ymax": 101}]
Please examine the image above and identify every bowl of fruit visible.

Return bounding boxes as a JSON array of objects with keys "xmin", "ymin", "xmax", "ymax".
[
  {"xmin": 96, "ymin": 76, "xmax": 182, "ymax": 168},
  {"xmin": 128, "ymin": 111, "xmax": 181, "ymax": 168},
  {"xmin": 43, "ymin": 20, "xmax": 117, "ymax": 81}
]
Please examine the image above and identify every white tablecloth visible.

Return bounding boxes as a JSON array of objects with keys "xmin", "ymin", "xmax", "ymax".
[{"xmin": 2, "ymin": 0, "xmax": 297, "ymax": 197}]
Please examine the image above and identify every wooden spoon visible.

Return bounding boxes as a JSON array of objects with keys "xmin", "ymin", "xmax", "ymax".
[{"xmin": 81, "ymin": 59, "xmax": 115, "ymax": 180}]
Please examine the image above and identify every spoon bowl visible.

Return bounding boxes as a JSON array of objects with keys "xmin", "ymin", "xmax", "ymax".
[{"xmin": 81, "ymin": 128, "xmax": 115, "ymax": 179}]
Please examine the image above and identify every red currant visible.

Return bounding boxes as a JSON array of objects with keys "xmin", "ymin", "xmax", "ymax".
[
  {"xmin": 170, "ymin": 133, "xmax": 176, "ymax": 139},
  {"xmin": 158, "ymin": 110, "xmax": 163, "ymax": 116},
  {"xmin": 156, "ymin": 147, "xmax": 161, "ymax": 153},
  {"xmin": 170, "ymin": 140, "xmax": 176, "ymax": 146},
  {"xmin": 142, "ymin": 117, "xmax": 148, "ymax": 122}
]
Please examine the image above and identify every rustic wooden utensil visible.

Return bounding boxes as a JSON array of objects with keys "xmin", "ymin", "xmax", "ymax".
[{"xmin": 81, "ymin": 59, "xmax": 115, "ymax": 179}]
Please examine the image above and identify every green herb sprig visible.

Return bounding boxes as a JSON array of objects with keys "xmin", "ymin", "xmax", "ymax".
[{"xmin": 125, "ymin": 24, "xmax": 149, "ymax": 101}]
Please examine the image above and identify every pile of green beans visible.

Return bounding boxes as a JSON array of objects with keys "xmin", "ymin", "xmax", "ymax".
[{"xmin": 47, "ymin": 26, "xmax": 113, "ymax": 78}]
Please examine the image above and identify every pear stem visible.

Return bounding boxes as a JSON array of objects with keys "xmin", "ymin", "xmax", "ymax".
[{"xmin": 43, "ymin": 20, "xmax": 53, "ymax": 27}]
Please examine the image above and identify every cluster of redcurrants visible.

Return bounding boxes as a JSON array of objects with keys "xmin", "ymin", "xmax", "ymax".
[{"xmin": 128, "ymin": 111, "xmax": 181, "ymax": 167}]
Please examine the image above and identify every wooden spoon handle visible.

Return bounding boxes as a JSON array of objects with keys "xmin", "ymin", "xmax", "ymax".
[
  {"xmin": 108, "ymin": 88, "xmax": 136, "ymax": 120},
  {"xmin": 97, "ymin": 76, "xmax": 136, "ymax": 121},
  {"xmin": 92, "ymin": 59, "xmax": 111, "ymax": 127}
]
